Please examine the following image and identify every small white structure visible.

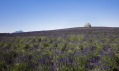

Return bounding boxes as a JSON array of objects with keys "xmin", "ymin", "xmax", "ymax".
[
  {"xmin": 13, "ymin": 30, "xmax": 23, "ymax": 33},
  {"xmin": 84, "ymin": 23, "xmax": 91, "ymax": 27}
]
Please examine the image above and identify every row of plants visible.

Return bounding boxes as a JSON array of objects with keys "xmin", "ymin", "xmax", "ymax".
[{"xmin": 0, "ymin": 34, "xmax": 119, "ymax": 71}]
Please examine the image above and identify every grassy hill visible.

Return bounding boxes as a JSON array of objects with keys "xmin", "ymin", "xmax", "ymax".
[{"xmin": 0, "ymin": 27, "xmax": 119, "ymax": 71}]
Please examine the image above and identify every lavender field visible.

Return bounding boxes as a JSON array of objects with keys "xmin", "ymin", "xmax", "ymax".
[{"xmin": 0, "ymin": 27, "xmax": 119, "ymax": 71}]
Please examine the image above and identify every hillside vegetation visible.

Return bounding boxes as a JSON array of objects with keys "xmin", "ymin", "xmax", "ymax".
[{"xmin": 0, "ymin": 27, "xmax": 119, "ymax": 71}]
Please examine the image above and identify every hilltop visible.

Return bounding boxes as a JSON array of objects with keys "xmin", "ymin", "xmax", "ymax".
[{"xmin": 1, "ymin": 27, "xmax": 119, "ymax": 37}]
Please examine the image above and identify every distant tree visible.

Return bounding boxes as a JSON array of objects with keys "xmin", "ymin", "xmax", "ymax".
[{"xmin": 84, "ymin": 23, "xmax": 91, "ymax": 27}]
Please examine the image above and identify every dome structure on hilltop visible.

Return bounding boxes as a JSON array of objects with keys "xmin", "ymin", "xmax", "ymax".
[
  {"xmin": 13, "ymin": 30, "xmax": 23, "ymax": 33},
  {"xmin": 84, "ymin": 23, "xmax": 91, "ymax": 27}
]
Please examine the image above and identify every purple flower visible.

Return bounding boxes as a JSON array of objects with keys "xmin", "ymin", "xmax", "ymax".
[
  {"xmin": 90, "ymin": 56, "xmax": 101, "ymax": 63},
  {"xmin": 87, "ymin": 56, "xmax": 101, "ymax": 70},
  {"xmin": 102, "ymin": 66, "xmax": 112, "ymax": 70},
  {"xmin": 38, "ymin": 56, "xmax": 53, "ymax": 65}
]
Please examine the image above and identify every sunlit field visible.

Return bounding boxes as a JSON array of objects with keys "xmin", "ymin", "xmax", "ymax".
[{"xmin": 0, "ymin": 27, "xmax": 119, "ymax": 71}]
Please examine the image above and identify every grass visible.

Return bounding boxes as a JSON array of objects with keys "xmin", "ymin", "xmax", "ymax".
[{"xmin": 0, "ymin": 31, "xmax": 119, "ymax": 71}]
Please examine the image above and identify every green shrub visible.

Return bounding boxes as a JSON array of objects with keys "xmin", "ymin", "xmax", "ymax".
[
  {"xmin": 10, "ymin": 63, "xmax": 33, "ymax": 71},
  {"xmin": 0, "ymin": 60, "xmax": 7, "ymax": 71}
]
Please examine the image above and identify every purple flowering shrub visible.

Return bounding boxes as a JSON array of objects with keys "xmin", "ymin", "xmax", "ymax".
[{"xmin": 0, "ymin": 34, "xmax": 119, "ymax": 71}]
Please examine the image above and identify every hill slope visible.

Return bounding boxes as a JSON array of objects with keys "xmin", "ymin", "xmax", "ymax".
[
  {"xmin": 0, "ymin": 27, "xmax": 119, "ymax": 71},
  {"xmin": 1, "ymin": 27, "xmax": 119, "ymax": 37}
]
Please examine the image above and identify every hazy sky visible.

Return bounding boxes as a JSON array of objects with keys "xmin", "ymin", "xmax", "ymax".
[{"xmin": 0, "ymin": 0, "xmax": 119, "ymax": 33}]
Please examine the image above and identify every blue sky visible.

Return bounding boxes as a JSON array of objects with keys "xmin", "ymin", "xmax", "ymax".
[{"xmin": 0, "ymin": 0, "xmax": 119, "ymax": 33}]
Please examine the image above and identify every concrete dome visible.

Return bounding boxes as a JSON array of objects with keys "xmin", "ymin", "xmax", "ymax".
[{"xmin": 84, "ymin": 23, "xmax": 91, "ymax": 27}]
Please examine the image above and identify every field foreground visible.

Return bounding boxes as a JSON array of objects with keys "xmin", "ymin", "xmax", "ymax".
[{"xmin": 0, "ymin": 27, "xmax": 119, "ymax": 71}]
